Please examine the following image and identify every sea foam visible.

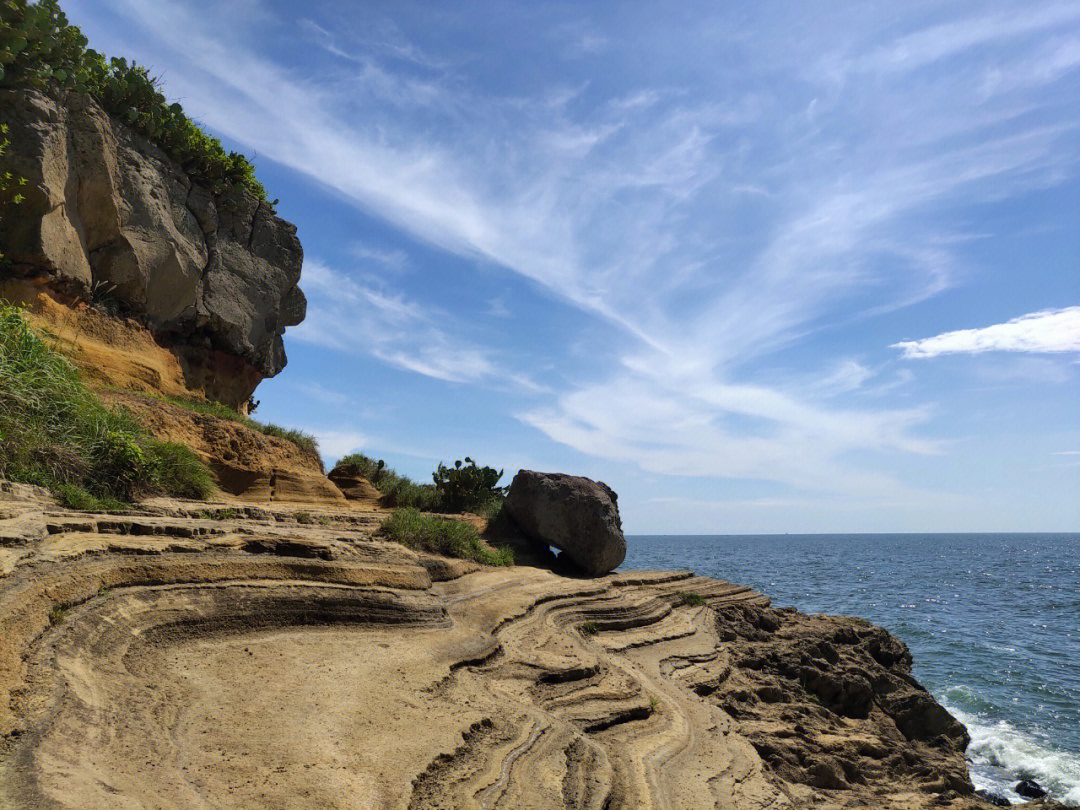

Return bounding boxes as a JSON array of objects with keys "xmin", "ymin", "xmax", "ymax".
[{"xmin": 943, "ymin": 701, "xmax": 1080, "ymax": 806}]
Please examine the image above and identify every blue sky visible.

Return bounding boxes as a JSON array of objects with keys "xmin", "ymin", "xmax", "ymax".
[{"xmin": 66, "ymin": 0, "xmax": 1079, "ymax": 533}]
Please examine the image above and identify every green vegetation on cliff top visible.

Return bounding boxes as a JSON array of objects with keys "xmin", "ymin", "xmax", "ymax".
[
  {"xmin": 0, "ymin": 0, "xmax": 268, "ymax": 201},
  {"xmin": 0, "ymin": 302, "xmax": 215, "ymax": 508}
]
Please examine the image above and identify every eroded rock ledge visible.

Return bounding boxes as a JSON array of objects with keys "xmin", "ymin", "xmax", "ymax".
[
  {"xmin": 0, "ymin": 89, "xmax": 305, "ymax": 405},
  {"xmin": 0, "ymin": 484, "xmax": 1035, "ymax": 809}
]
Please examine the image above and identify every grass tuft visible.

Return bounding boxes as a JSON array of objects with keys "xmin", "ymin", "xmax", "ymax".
[
  {"xmin": 0, "ymin": 302, "xmax": 214, "ymax": 505},
  {"xmin": 678, "ymin": 592, "xmax": 707, "ymax": 607},
  {"xmin": 580, "ymin": 621, "xmax": 600, "ymax": 637},
  {"xmin": 56, "ymin": 483, "xmax": 125, "ymax": 512},
  {"xmin": 380, "ymin": 507, "xmax": 513, "ymax": 566},
  {"xmin": 48, "ymin": 604, "xmax": 67, "ymax": 626}
]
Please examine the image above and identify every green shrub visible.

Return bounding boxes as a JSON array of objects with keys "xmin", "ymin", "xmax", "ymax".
[
  {"xmin": 382, "ymin": 477, "xmax": 443, "ymax": 511},
  {"xmin": 0, "ymin": 0, "xmax": 268, "ymax": 201},
  {"xmin": 432, "ymin": 457, "xmax": 506, "ymax": 513},
  {"xmin": 335, "ymin": 453, "xmax": 398, "ymax": 488},
  {"xmin": 0, "ymin": 122, "xmax": 27, "ymax": 267},
  {"xmin": 380, "ymin": 508, "xmax": 513, "ymax": 566},
  {"xmin": 0, "ymin": 301, "xmax": 214, "ymax": 505},
  {"xmin": 336, "ymin": 453, "xmax": 505, "ymax": 514},
  {"xmin": 678, "ymin": 592, "xmax": 707, "ymax": 607},
  {"xmin": 580, "ymin": 621, "xmax": 599, "ymax": 636}
]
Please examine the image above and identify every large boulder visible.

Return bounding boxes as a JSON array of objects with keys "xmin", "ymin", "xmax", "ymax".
[
  {"xmin": 503, "ymin": 470, "xmax": 626, "ymax": 575},
  {"xmin": 0, "ymin": 89, "xmax": 305, "ymax": 405}
]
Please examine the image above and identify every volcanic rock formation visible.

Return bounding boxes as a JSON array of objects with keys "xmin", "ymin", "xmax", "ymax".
[
  {"xmin": 504, "ymin": 470, "xmax": 627, "ymax": 575},
  {"xmin": 0, "ymin": 88, "xmax": 305, "ymax": 406}
]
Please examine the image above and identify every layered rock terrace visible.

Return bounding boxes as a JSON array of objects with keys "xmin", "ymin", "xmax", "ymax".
[{"xmin": 0, "ymin": 483, "xmax": 1005, "ymax": 810}]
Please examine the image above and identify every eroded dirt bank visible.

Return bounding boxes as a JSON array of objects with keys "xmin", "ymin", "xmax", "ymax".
[{"xmin": 0, "ymin": 484, "xmax": 1028, "ymax": 809}]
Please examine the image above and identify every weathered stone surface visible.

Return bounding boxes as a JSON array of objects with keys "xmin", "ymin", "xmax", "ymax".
[
  {"xmin": 711, "ymin": 602, "xmax": 978, "ymax": 801},
  {"xmin": 0, "ymin": 89, "xmax": 305, "ymax": 402},
  {"xmin": 327, "ymin": 464, "xmax": 384, "ymax": 507},
  {"xmin": 98, "ymin": 390, "xmax": 343, "ymax": 505},
  {"xmin": 0, "ymin": 477, "xmax": 1006, "ymax": 810},
  {"xmin": 504, "ymin": 470, "xmax": 626, "ymax": 575}
]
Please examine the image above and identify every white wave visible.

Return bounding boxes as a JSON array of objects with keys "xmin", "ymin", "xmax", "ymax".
[{"xmin": 942, "ymin": 701, "xmax": 1080, "ymax": 806}]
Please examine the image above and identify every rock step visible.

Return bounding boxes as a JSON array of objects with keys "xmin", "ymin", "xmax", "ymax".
[
  {"xmin": 652, "ymin": 575, "xmax": 770, "ymax": 606},
  {"xmin": 0, "ymin": 504, "xmax": 48, "ymax": 547},
  {"xmin": 611, "ymin": 569, "xmax": 695, "ymax": 587},
  {"xmin": 661, "ymin": 650, "xmax": 733, "ymax": 696},
  {"xmin": 571, "ymin": 593, "xmax": 673, "ymax": 633},
  {"xmin": 600, "ymin": 604, "xmax": 703, "ymax": 652},
  {"xmin": 46, "ymin": 517, "xmax": 227, "ymax": 539}
]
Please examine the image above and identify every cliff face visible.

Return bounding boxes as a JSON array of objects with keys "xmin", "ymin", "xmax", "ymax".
[{"xmin": 0, "ymin": 88, "xmax": 305, "ymax": 405}]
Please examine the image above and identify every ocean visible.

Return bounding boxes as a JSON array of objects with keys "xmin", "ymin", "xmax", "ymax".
[{"xmin": 625, "ymin": 533, "xmax": 1080, "ymax": 806}]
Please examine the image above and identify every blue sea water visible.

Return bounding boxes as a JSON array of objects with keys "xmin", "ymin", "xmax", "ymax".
[{"xmin": 625, "ymin": 533, "xmax": 1080, "ymax": 805}]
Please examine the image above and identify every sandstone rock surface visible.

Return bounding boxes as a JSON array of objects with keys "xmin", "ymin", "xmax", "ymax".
[
  {"xmin": 102, "ymin": 389, "xmax": 344, "ymax": 505},
  {"xmin": 328, "ymin": 461, "xmax": 385, "ymax": 507},
  {"xmin": 504, "ymin": 470, "xmax": 627, "ymax": 575},
  {"xmin": 0, "ymin": 485, "xmax": 1023, "ymax": 809},
  {"xmin": 0, "ymin": 89, "xmax": 306, "ymax": 404}
]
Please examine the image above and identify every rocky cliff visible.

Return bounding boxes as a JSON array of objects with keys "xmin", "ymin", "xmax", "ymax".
[{"xmin": 0, "ymin": 88, "xmax": 305, "ymax": 406}]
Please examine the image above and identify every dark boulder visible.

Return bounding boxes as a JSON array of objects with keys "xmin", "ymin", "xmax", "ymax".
[
  {"xmin": 503, "ymin": 471, "xmax": 626, "ymax": 575},
  {"xmin": 975, "ymin": 789, "xmax": 1011, "ymax": 806},
  {"xmin": 1016, "ymin": 779, "xmax": 1047, "ymax": 799}
]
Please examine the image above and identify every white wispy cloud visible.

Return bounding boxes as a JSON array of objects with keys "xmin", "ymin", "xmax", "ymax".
[
  {"xmin": 294, "ymin": 260, "xmax": 504, "ymax": 384},
  {"xmin": 894, "ymin": 307, "xmax": 1080, "ymax": 358},
  {"xmin": 70, "ymin": 0, "xmax": 1080, "ymax": 497},
  {"xmin": 310, "ymin": 429, "xmax": 367, "ymax": 460},
  {"xmin": 349, "ymin": 243, "xmax": 409, "ymax": 272},
  {"xmin": 812, "ymin": 359, "xmax": 875, "ymax": 396},
  {"xmin": 290, "ymin": 380, "xmax": 349, "ymax": 407}
]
